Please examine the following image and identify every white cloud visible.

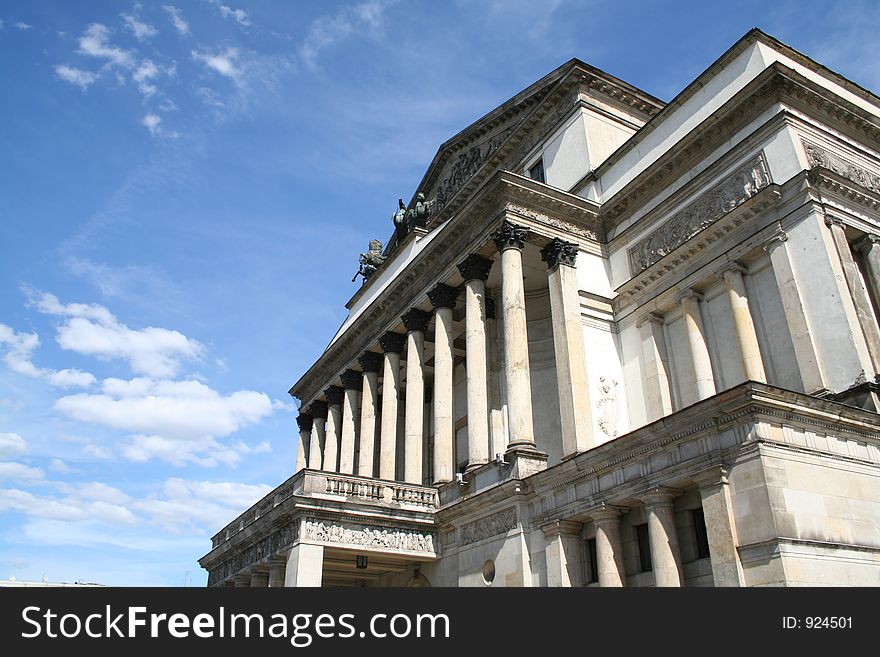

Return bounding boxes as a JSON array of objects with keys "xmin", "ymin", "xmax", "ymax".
[
  {"xmin": 299, "ymin": 0, "xmax": 396, "ymax": 69},
  {"xmin": 53, "ymin": 64, "xmax": 99, "ymax": 90},
  {"xmin": 77, "ymin": 23, "xmax": 134, "ymax": 68},
  {"xmin": 191, "ymin": 47, "xmax": 240, "ymax": 79},
  {"xmin": 142, "ymin": 112, "xmax": 162, "ymax": 135},
  {"xmin": 0, "ymin": 433, "xmax": 28, "ymax": 459},
  {"xmin": 0, "ymin": 489, "xmax": 85, "ymax": 520},
  {"xmin": 208, "ymin": 1, "xmax": 252, "ymax": 27},
  {"xmin": 31, "ymin": 291, "xmax": 203, "ymax": 378},
  {"xmin": 133, "ymin": 59, "xmax": 160, "ymax": 96},
  {"xmin": 48, "ymin": 458, "xmax": 71, "ymax": 473},
  {"xmin": 48, "ymin": 368, "xmax": 97, "ymax": 389},
  {"xmin": 121, "ymin": 14, "xmax": 157, "ymax": 41},
  {"xmin": 196, "ymin": 86, "xmax": 224, "ymax": 107},
  {"xmin": 15, "ymin": 22, "xmax": 32, "ymax": 31},
  {"xmin": 0, "ymin": 323, "xmax": 42, "ymax": 378},
  {"xmin": 83, "ymin": 444, "xmax": 112, "ymax": 460},
  {"xmin": 0, "ymin": 462, "xmax": 44, "ymax": 482},
  {"xmin": 162, "ymin": 5, "xmax": 190, "ymax": 36}
]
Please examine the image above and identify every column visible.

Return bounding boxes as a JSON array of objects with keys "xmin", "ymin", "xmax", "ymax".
[
  {"xmin": 641, "ymin": 487, "xmax": 683, "ymax": 587},
  {"xmin": 542, "ymin": 238, "xmax": 594, "ymax": 456},
  {"xmin": 827, "ymin": 217, "xmax": 880, "ymax": 370},
  {"xmin": 637, "ymin": 313, "xmax": 673, "ymax": 422},
  {"xmin": 856, "ymin": 233, "xmax": 880, "ymax": 314},
  {"xmin": 378, "ymin": 332, "xmax": 405, "ymax": 480},
  {"xmin": 678, "ymin": 289, "xmax": 716, "ymax": 401},
  {"xmin": 428, "ymin": 283, "xmax": 458, "ymax": 484},
  {"xmin": 457, "ymin": 254, "xmax": 493, "ymax": 470},
  {"xmin": 543, "ymin": 520, "xmax": 584, "ymax": 587},
  {"xmin": 486, "ymin": 297, "xmax": 507, "ymax": 460},
  {"xmin": 267, "ymin": 560, "xmax": 286, "ymax": 588},
  {"xmin": 763, "ymin": 227, "xmax": 825, "ymax": 393},
  {"xmin": 694, "ymin": 466, "xmax": 745, "ymax": 587},
  {"xmin": 402, "ymin": 308, "xmax": 431, "ymax": 484},
  {"xmin": 249, "ymin": 571, "xmax": 268, "ymax": 588},
  {"xmin": 307, "ymin": 401, "xmax": 327, "ymax": 471},
  {"xmin": 284, "ymin": 543, "xmax": 324, "ymax": 587},
  {"xmin": 323, "ymin": 386, "xmax": 344, "ymax": 473},
  {"xmin": 295, "ymin": 414, "xmax": 312, "ymax": 473},
  {"xmin": 720, "ymin": 263, "xmax": 767, "ymax": 383},
  {"xmin": 592, "ymin": 507, "xmax": 626, "ymax": 587},
  {"xmin": 494, "ymin": 220, "xmax": 535, "ymax": 449},
  {"xmin": 357, "ymin": 352, "xmax": 383, "ymax": 477},
  {"xmin": 339, "ymin": 370, "xmax": 362, "ymax": 475}
]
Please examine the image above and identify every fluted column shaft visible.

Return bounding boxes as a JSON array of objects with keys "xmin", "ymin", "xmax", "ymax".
[
  {"xmin": 495, "ymin": 221, "xmax": 535, "ymax": 448},
  {"xmin": 679, "ymin": 289, "xmax": 715, "ymax": 401},
  {"xmin": 642, "ymin": 489, "xmax": 683, "ymax": 587},
  {"xmin": 402, "ymin": 309, "xmax": 430, "ymax": 485},
  {"xmin": 428, "ymin": 284, "xmax": 458, "ymax": 484},
  {"xmin": 721, "ymin": 264, "xmax": 767, "ymax": 383},
  {"xmin": 378, "ymin": 332, "xmax": 404, "ymax": 480},
  {"xmin": 323, "ymin": 386, "xmax": 343, "ymax": 473},
  {"xmin": 307, "ymin": 401, "xmax": 327, "ymax": 470},
  {"xmin": 638, "ymin": 313, "xmax": 673, "ymax": 422},
  {"xmin": 592, "ymin": 508, "xmax": 625, "ymax": 587},
  {"xmin": 295, "ymin": 414, "xmax": 312, "ymax": 473},
  {"xmin": 458, "ymin": 254, "xmax": 493, "ymax": 470},
  {"xmin": 339, "ymin": 370, "xmax": 362, "ymax": 475},
  {"xmin": 542, "ymin": 238, "xmax": 593, "ymax": 456},
  {"xmin": 358, "ymin": 352, "xmax": 382, "ymax": 477}
]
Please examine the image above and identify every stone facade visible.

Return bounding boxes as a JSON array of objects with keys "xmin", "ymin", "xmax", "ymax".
[{"xmin": 200, "ymin": 29, "xmax": 880, "ymax": 587}]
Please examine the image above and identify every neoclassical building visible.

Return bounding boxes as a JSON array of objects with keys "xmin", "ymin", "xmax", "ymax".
[{"xmin": 200, "ymin": 30, "xmax": 880, "ymax": 587}]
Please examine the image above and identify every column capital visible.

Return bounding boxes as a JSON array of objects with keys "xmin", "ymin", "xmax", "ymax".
[
  {"xmin": 590, "ymin": 503, "xmax": 627, "ymax": 523},
  {"xmin": 295, "ymin": 413, "xmax": 313, "ymax": 433},
  {"xmin": 358, "ymin": 351, "xmax": 383, "ymax": 373},
  {"xmin": 340, "ymin": 369, "xmax": 363, "ymax": 390},
  {"xmin": 639, "ymin": 485, "xmax": 681, "ymax": 507},
  {"xmin": 677, "ymin": 288, "xmax": 703, "ymax": 305},
  {"xmin": 540, "ymin": 238, "xmax": 579, "ymax": 269},
  {"xmin": 718, "ymin": 262, "xmax": 748, "ymax": 281},
  {"xmin": 323, "ymin": 385, "xmax": 344, "ymax": 406},
  {"xmin": 401, "ymin": 307, "xmax": 431, "ymax": 333},
  {"xmin": 457, "ymin": 254, "xmax": 493, "ymax": 282},
  {"xmin": 824, "ymin": 214, "xmax": 846, "ymax": 229},
  {"xmin": 493, "ymin": 219, "xmax": 529, "ymax": 252},
  {"xmin": 541, "ymin": 519, "xmax": 582, "ymax": 540},
  {"xmin": 308, "ymin": 400, "xmax": 328, "ymax": 419},
  {"xmin": 427, "ymin": 282, "xmax": 459, "ymax": 310},
  {"xmin": 692, "ymin": 464, "xmax": 730, "ymax": 490},
  {"xmin": 636, "ymin": 311, "xmax": 665, "ymax": 328},
  {"xmin": 762, "ymin": 224, "xmax": 788, "ymax": 252},
  {"xmin": 855, "ymin": 233, "xmax": 880, "ymax": 254},
  {"xmin": 379, "ymin": 331, "xmax": 406, "ymax": 354}
]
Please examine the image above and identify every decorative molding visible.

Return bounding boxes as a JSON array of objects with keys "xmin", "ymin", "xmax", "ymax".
[
  {"xmin": 295, "ymin": 414, "xmax": 313, "ymax": 433},
  {"xmin": 461, "ymin": 507, "xmax": 517, "ymax": 545},
  {"xmin": 427, "ymin": 282, "xmax": 459, "ymax": 310},
  {"xmin": 302, "ymin": 519, "xmax": 436, "ymax": 554},
  {"xmin": 540, "ymin": 238, "xmax": 578, "ymax": 268},
  {"xmin": 457, "ymin": 254, "xmax": 494, "ymax": 282},
  {"xmin": 628, "ymin": 153, "xmax": 771, "ymax": 275},
  {"xmin": 434, "ymin": 128, "xmax": 514, "ymax": 211},
  {"xmin": 494, "ymin": 219, "xmax": 530, "ymax": 251},
  {"xmin": 358, "ymin": 351, "xmax": 383, "ymax": 374},
  {"xmin": 802, "ymin": 139, "xmax": 880, "ymax": 195},
  {"xmin": 379, "ymin": 331, "xmax": 406, "ymax": 354},
  {"xmin": 401, "ymin": 307, "xmax": 432, "ymax": 333},
  {"xmin": 208, "ymin": 521, "xmax": 300, "ymax": 586}
]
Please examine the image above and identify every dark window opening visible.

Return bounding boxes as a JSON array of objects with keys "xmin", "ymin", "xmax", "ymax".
[
  {"xmin": 693, "ymin": 508, "xmax": 711, "ymax": 560},
  {"xmin": 635, "ymin": 523, "xmax": 652, "ymax": 573},
  {"xmin": 528, "ymin": 159, "xmax": 545, "ymax": 183},
  {"xmin": 586, "ymin": 538, "xmax": 598, "ymax": 583}
]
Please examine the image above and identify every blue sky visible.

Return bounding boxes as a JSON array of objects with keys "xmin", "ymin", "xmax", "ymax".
[{"xmin": 0, "ymin": 1, "xmax": 877, "ymax": 586}]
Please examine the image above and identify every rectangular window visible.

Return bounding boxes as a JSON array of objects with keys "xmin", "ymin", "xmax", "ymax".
[
  {"xmin": 586, "ymin": 538, "xmax": 598, "ymax": 583},
  {"xmin": 635, "ymin": 523, "xmax": 652, "ymax": 573},
  {"xmin": 693, "ymin": 508, "xmax": 711, "ymax": 560},
  {"xmin": 528, "ymin": 159, "xmax": 545, "ymax": 184}
]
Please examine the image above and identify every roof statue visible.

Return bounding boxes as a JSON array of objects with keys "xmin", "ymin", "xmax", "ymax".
[{"xmin": 352, "ymin": 239, "xmax": 387, "ymax": 284}]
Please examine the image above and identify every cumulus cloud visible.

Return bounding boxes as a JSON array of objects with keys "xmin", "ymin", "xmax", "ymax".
[
  {"xmin": 30, "ymin": 291, "xmax": 202, "ymax": 378},
  {"xmin": 191, "ymin": 47, "xmax": 240, "ymax": 80},
  {"xmin": 53, "ymin": 64, "xmax": 99, "ymax": 90},
  {"xmin": 0, "ymin": 462, "xmax": 44, "ymax": 482},
  {"xmin": 48, "ymin": 368, "xmax": 97, "ymax": 389},
  {"xmin": 48, "ymin": 458, "xmax": 71, "ymax": 473},
  {"xmin": 299, "ymin": 0, "xmax": 397, "ymax": 69},
  {"xmin": 77, "ymin": 23, "xmax": 134, "ymax": 68},
  {"xmin": 0, "ymin": 433, "xmax": 28, "ymax": 459},
  {"xmin": 15, "ymin": 22, "xmax": 32, "ymax": 31},
  {"xmin": 121, "ymin": 13, "xmax": 157, "ymax": 41},
  {"xmin": 133, "ymin": 59, "xmax": 160, "ymax": 96},
  {"xmin": 142, "ymin": 112, "xmax": 163, "ymax": 135},
  {"xmin": 0, "ymin": 323, "xmax": 42, "ymax": 378},
  {"xmin": 162, "ymin": 5, "xmax": 190, "ymax": 36}
]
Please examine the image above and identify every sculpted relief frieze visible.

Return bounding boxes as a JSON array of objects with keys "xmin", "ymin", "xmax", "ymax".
[
  {"xmin": 208, "ymin": 520, "xmax": 300, "ymax": 586},
  {"xmin": 461, "ymin": 508, "xmax": 518, "ymax": 545},
  {"xmin": 627, "ymin": 153, "xmax": 772, "ymax": 275},
  {"xmin": 302, "ymin": 519, "xmax": 436, "ymax": 554},
  {"xmin": 801, "ymin": 139, "xmax": 880, "ymax": 195},
  {"xmin": 434, "ymin": 128, "xmax": 513, "ymax": 211}
]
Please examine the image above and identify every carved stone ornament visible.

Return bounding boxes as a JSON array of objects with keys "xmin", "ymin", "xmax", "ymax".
[
  {"xmin": 401, "ymin": 308, "xmax": 432, "ymax": 333},
  {"xmin": 353, "ymin": 239, "xmax": 387, "ymax": 284},
  {"xmin": 493, "ymin": 219, "xmax": 530, "ymax": 252},
  {"xmin": 308, "ymin": 400, "xmax": 328, "ymax": 419},
  {"xmin": 208, "ymin": 521, "xmax": 300, "ymax": 586},
  {"xmin": 427, "ymin": 282, "xmax": 459, "ymax": 310},
  {"xmin": 302, "ymin": 519, "xmax": 436, "ymax": 554},
  {"xmin": 340, "ymin": 369, "xmax": 363, "ymax": 390},
  {"xmin": 435, "ymin": 129, "xmax": 512, "ymax": 211},
  {"xmin": 379, "ymin": 331, "xmax": 406, "ymax": 354},
  {"xmin": 323, "ymin": 385, "xmax": 344, "ymax": 406},
  {"xmin": 540, "ymin": 238, "xmax": 579, "ymax": 268},
  {"xmin": 627, "ymin": 153, "xmax": 772, "ymax": 275},
  {"xmin": 295, "ymin": 413, "xmax": 313, "ymax": 433},
  {"xmin": 456, "ymin": 253, "xmax": 494, "ymax": 282},
  {"xmin": 461, "ymin": 507, "xmax": 517, "ymax": 545},
  {"xmin": 802, "ymin": 139, "xmax": 880, "ymax": 195},
  {"xmin": 596, "ymin": 376, "xmax": 619, "ymax": 438},
  {"xmin": 358, "ymin": 351, "xmax": 383, "ymax": 374}
]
